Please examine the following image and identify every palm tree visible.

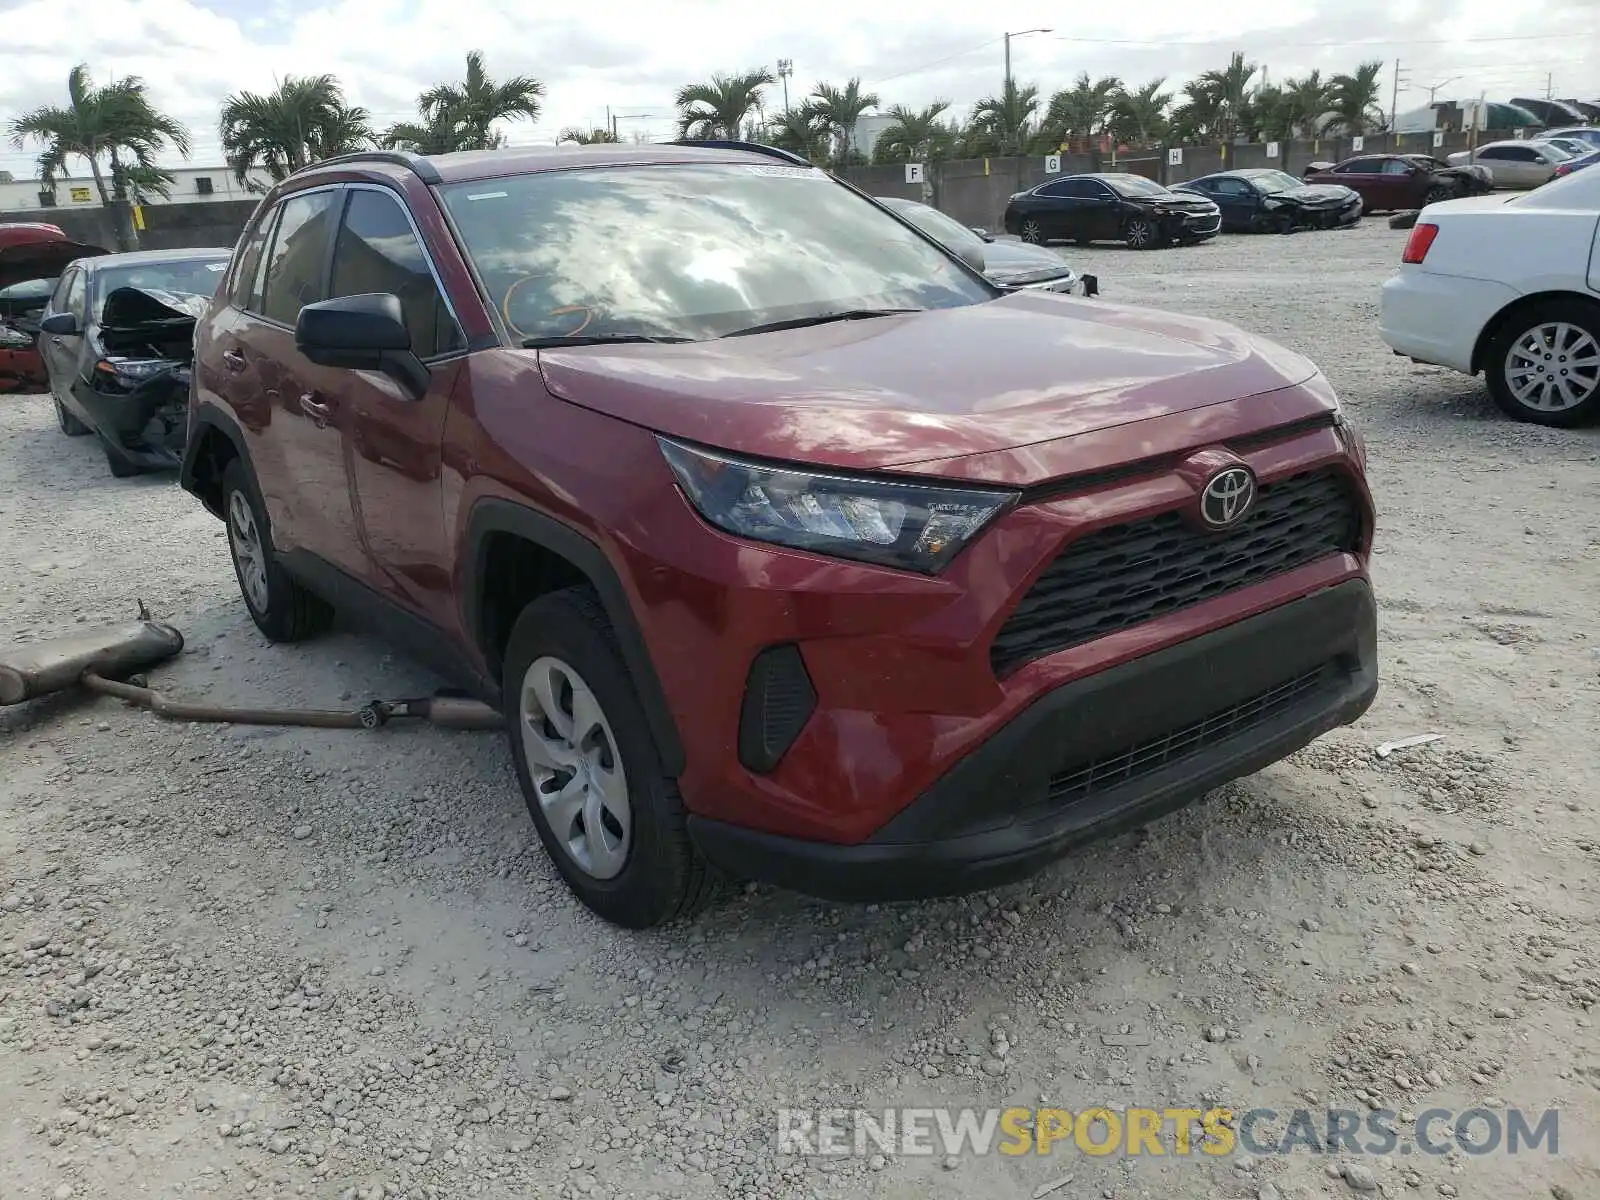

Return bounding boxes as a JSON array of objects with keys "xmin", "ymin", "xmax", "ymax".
[
  {"xmin": 8, "ymin": 63, "xmax": 191, "ymax": 250},
  {"xmin": 968, "ymin": 81, "xmax": 1040, "ymax": 156},
  {"xmin": 219, "ymin": 74, "xmax": 374, "ymax": 190},
  {"xmin": 1108, "ymin": 77, "xmax": 1171, "ymax": 148},
  {"xmin": 556, "ymin": 127, "xmax": 621, "ymax": 145},
  {"xmin": 418, "ymin": 51, "xmax": 544, "ymax": 150},
  {"xmin": 675, "ymin": 68, "xmax": 775, "ymax": 140},
  {"xmin": 1041, "ymin": 73, "xmax": 1123, "ymax": 152},
  {"xmin": 809, "ymin": 77, "xmax": 880, "ymax": 163},
  {"xmin": 764, "ymin": 103, "xmax": 829, "ymax": 161},
  {"xmin": 382, "ymin": 110, "xmax": 476, "ymax": 154},
  {"xmin": 1195, "ymin": 51, "xmax": 1258, "ymax": 143},
  {"xmin": 1282, "ymin": 71, "xmax": 1333, "ymax": 138},
  {"xmin": 1169, "ymin": 77, "xmax": 1223, "ymax": 143},
  {"xmin": 1327, "ymin": 61, "xmax": 1386, "ymax": 135},
  {"xmin": 871, "ymin": 101, "xmax": 953, "ymax": 164}
]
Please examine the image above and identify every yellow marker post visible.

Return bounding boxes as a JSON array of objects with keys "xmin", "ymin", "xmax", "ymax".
[{"xmin": 132, "ymin": 205, "xmax": 145, "ymax": 231}]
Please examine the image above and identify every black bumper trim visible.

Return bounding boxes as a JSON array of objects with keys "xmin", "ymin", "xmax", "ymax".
[{"xmin": 688, "ymin": 579, "xmax": 1378, "ymax": 903}]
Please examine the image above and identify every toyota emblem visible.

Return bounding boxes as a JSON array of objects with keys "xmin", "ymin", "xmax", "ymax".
[{"xmin": 1199, "ymin": 466, "xmax": 1257, "ymax": 529}]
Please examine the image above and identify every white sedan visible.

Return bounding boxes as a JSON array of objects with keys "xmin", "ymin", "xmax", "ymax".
[
  {"xmin": 1446, "ymin": 139, "xmax": 1571, "ymax": 188},
  {"xmin": 1379, "ymin": 165, "xmax": 1600, "ymax": 426}
]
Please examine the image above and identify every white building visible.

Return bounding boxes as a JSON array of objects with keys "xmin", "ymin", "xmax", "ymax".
[
  {"xmin": 850, "ymin": 114, "xmax": 896, "ymax": 161},
  {"xmin": 0, "ymin": 165, "xmax": 272, "ymax": 213}
]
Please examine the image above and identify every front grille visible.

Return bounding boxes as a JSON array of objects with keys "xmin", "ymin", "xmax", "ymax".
[
  {"xmin": 1047, "ymin": 664, "xmax": 1331, "ymax": 806},
  {"xmin": 990, "ymin": 470, "xmax": 1362, "ymax": 676}
]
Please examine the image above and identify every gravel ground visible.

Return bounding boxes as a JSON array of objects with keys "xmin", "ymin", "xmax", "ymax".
[{"xmin": 2, "ymin": 219, "xmax": 1597, "ymax": 1200}]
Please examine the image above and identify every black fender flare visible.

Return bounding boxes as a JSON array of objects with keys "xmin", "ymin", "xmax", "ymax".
[
  {"xmin": 180, "ymin": 401, "xmax": 254, "ymax": 519},
  {"xmin": 462, "ymin": 498, "xmax": 686, "ymax": 775}
]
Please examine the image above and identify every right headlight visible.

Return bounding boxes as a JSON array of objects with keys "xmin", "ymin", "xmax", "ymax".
[{"xmin": 658, "ymin": 436, "xmax": 1018, "ymax": 574}]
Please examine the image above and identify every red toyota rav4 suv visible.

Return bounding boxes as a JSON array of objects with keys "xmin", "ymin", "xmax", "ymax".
[{"xmin": 181, "ymin": 142, "xmax": 1378, "ymax": 928}]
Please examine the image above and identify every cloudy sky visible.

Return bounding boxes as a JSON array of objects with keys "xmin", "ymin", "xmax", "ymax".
[{"xmin": 1, "ymin": 0, "xmax": 1595, "ymax": 177}]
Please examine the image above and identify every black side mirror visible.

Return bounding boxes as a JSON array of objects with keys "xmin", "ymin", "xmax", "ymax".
[
  {"xmin": 296, "ymin": 293, "xmax": 428, "ymax": 400},
  {"xmin": 39, "ymin": 311, "xmax": 79, "ymax": 336}
]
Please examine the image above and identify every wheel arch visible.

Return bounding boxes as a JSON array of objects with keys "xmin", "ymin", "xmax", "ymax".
[
  {"xmin": 180, "ymin": 402, "xmax": 252, "ymax": 520},
  {"xmin": 1471, "ymin": 290, "xmax": 1600, "ymax": 375},
  {"xmin": 462, "ymin": 498, "xmax": 686, "ymax": 775}
]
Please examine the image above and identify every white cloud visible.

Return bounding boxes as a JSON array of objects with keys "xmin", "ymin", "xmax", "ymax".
[{"xmin": 2, "ymin": 0, "xmax": 1595, "ymax": 178}]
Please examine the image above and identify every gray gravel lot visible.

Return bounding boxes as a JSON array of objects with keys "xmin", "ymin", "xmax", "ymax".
[{"xmin": 2, "ymin": 219, "xmax": 1597, "ymax": 1200}]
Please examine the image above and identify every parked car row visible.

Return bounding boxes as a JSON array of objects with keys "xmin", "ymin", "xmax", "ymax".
[{"xmin": 1002, "ymin": 172, "xmax": 1222, "ymax": 248}]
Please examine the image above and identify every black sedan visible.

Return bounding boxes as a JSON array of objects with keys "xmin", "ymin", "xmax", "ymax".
[
  {"xmin": 875, "ymin": 196, "xmax": 1096, "ymax": 294},
  {"xmin": 1002, "ymin": 173, "xmax": 1221, "ymax": 249},
  {"xmin": 1173, "ymin": 169, "xmax": 1363, "ymax": 233},
  {"xmin": 37, "ymin": 247, "xmax": 230, "ymax": 477}
]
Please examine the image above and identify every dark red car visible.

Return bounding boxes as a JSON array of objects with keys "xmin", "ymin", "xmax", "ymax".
[
  {"xmin": 181, "ymin": 143, "xmax": 1379, "ymax": 928},
  {"xmin": 0, "ymin": 223, "xmax": 106, "ymax": 394},
  {"xmin": 1300, "ymin": 153, "xmax": 1493, "ymax": 213}
]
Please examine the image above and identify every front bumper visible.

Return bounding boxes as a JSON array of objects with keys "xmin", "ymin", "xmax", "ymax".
[
  {"xmin": 1165, "ymin": 210, "xmax": 1222, "ymax": 240},
  {"xmin": 691, "ymin": 579, "xmax": 1377, "ymax": 901},
  {"xmin": 82, "ymin": 365, "xmax": 191, "ymax": 468}
]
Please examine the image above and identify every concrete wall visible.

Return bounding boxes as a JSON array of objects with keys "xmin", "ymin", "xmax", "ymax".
[
  {"xmin": 846, "ymin": 128, "xmax": 1524, "ymax": 231},
  {"xmin": 0, "ymin": 199, "xmax": 259, "ymax": 253},
  {"xmin": 0, "ymin": 166, "xmax": 272, "ymax": 213}
]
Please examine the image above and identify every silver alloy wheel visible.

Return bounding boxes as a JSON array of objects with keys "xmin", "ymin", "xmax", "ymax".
[
  {"xmin": 1126, "ymin": 218, "xmax": 1153, "ymax": 248},
  {"xmin": 1505, "ymin": 321, "xmax": 1600, "ymax": 413},
  {"xmin": 519, "ymin": 655, "xmax": 631, "ymax": 880},
  {"xmin": 1020, "ymin": 219, "xmax": 1043, "ymax": 244},
  {"xmin": 227, "ymin": 489, "xmax": 271, "ymax": 613}
]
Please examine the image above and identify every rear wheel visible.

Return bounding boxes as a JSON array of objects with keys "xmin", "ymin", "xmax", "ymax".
[
  {"xmin": 1019, "ymin": 218, "xmax": 1044, "ymax": 244},
  {"xmin": 221, "ymin": 458, "xmax": 333, "ymax": 640},
  {"xmin": 503, "ymin": 586, "xmax": 718, "ymax": 928},
  {"xmin": 55, "ymin": 398, "xmax": 89, "ymax": 436},
  {"xmin": 1124, "ymin": 216, "xmax": 1158, "ymax": 249},
  {"xmin": 1485, "ymin": 301, "xmax": 1600, "ymax": 427}
]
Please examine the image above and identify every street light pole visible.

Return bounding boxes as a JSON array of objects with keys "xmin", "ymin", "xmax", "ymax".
[
  {"xmin": 777, "ymin": 59, "xmax": 793, "ymax": 114},
  {"xmin": 1002, "ymin": 28, "xmax": 1051, "ymax": 155}
]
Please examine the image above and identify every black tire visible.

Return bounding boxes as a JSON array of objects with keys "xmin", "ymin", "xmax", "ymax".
[
  {"xmin": 1484, "ymin": 301, "xmax": 1600, "ymax": 428},
  {"xmin": 1019, "ymin": 219, "xmax": 1044, "ymax": 245},
  {"xmin": 1277, "ymin": 212, "xmax": 1297, "ymax": 235},
  {"xmin": 1124, "ymin": 216, "xmax": 1158, "ymax": 249},
  {"xmin": 1389, "ymin": 210, "xmax": 1421, "ymax": 231},
  {"xmin": 1424, "ymin": 184, "xmax": 1452, "ymax": 205},
  {"xmin": 104, "ymin": 444, "xmax": 141, "ymax": 478},
  {"xmin": 503, "ymin": 586, "xmax": 718, "ymax": 929},
  {"xmin": 220, "ymin": 457, "xmax": 333, "ymax": 641},
  {"xmin": 55, "ymin": 398, "xmax": 90, "ymax": 436}
]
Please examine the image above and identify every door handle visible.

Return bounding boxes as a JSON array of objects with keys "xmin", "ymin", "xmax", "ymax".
[
  {"xmin": 300, "ymin": 393, "xmax": 332, "ymax": 428},
  {"xmin": 221, "ymin": 348, "xmax": 246, "ymax": 372},
  {"xmin": 49, "ymin": 335, "xmax": 62, "ymax": 345}
]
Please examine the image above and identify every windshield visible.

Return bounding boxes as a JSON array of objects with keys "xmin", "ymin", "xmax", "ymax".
[
  {"xmin": 438, "ymin": 164, "xmax": 992, "ymax": 343},
  {"xmin": 1248, "ymin": 170, "xmax": 1304, "ymax": 193},
  {"xmin": 1535, "ymin": 142, "xmax": 1574, "ymax": 161},
  {"xmin": 880, "ymin": 198, "xmax": 987, "ymax": 258},
  {"xmin": 1101, "ymin": 174, "xmax": 1170, "ymax": 197},
  {"xmin": 91, "ymin": 257, "xmax": 229, "ymax": 319}
]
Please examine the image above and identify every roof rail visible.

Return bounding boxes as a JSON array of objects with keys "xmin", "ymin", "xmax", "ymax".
[
  {"xmin": 291, "ymin": 150, "xmax": 443, "ymax": 185},
  {"xmin": 668, "ymin": 139, "xmax": 812, "ymax": 168}
]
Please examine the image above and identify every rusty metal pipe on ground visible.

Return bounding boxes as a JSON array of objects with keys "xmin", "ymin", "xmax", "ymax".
[{"xmin": 1, "ymin": 605, "xmax": 502, "ymax": 732}]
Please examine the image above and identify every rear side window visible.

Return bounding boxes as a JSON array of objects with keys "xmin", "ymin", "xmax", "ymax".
[
  {"xmin": 329, "ymin": 189, "xmax": 464, "ymax": 360},
  {"xmin": 229, "ymin": 212, "xmax": 274, "ymax": 311},
  {"xmin": 260, "ymin": 190, "xmax": 338, "ymax": 326},
  {"xmin": 1381, "ymin": 160, "xmax": 1412, "ymax": 175}
]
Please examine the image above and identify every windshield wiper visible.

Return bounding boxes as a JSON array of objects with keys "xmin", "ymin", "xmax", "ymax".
[
  {"xmin": 720, "ymin": 308, "xmax": 923, "ymax": 338},
  {"xmin": 521, "ymin": 332, "xmax": 694, "ymax": 348}
]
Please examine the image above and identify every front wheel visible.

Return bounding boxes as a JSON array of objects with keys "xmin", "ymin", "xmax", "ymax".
[
  {"xmin": 1485, "ymin": 302, "xmax": 1600, "ymax": 427},
  {"xmin": 1124, "ymin": 216, "xmax": 1158, "ymax": 249},
  {"xmin": 504, "ymin": 587, "xmax": 718, "ymax": 928},
  {"xmin": 1423, "ymin": 184, "xmax": 1452, "ymax": 205},
  {"xmin": 221, "ymin": 458, "xmax": 333, "ymax": 641},
  {"xmin": 1019, "ymin": 219, "xmax": 1044, "ymax": 244}
]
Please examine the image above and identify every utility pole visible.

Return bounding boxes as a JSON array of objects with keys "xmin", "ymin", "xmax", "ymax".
[
  {"xmin": 1424, "ymin": 77, "xmax": 1459, "ymax": 104},
  {"xmin": 777, "ymin": 59, "xmax": 793, "ymax": 114},
  {"xmin": 1546, "ymin": 72, "xmax": 1554, "ymax": 101},
  {"xmin": 1389, "ymin": 59, "xmax": 1405, "ymax": 134},
  {"xmin": 1002, "ymin": 28, "xmax": 1051, "ymax": 156}
]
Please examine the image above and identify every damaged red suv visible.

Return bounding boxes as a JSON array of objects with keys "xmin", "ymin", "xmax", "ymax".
[{"xmin": 181, "ymin": 142, "xmax": 1378, "ymax": 928}]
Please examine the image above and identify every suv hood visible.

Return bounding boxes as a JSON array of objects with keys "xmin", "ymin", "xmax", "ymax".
[
  {"xmin": 535, "ymin": 293, "xmax": 1326, "ymax": 479},
  {"xmin": 0, "ymin": 238, "xmax": 107, "ymax": 291}
]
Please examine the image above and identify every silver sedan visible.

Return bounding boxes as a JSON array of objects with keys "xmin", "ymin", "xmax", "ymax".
[{"xmin": 1447, "ymin": 140, "xmax": 1573, "ymax": 188}]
